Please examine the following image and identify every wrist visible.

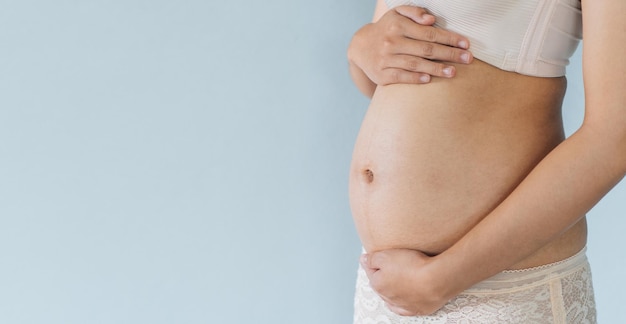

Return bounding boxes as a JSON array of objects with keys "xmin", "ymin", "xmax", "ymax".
[{"xmin": 427, "ymin": 253, "xmax": 468, "ymax": 302}]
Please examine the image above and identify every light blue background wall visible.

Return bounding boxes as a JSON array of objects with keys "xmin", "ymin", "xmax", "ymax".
[{"xmin": 0, "ymin": 1, "xmax": 622, "ymax": 323}]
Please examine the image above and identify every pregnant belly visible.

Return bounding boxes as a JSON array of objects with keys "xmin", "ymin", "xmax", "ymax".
[{"xmin": 349, "ymin": 74, "xmax": 566, "ymax": 255}]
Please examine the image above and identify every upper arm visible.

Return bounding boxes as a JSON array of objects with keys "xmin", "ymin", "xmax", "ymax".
[
  {"xmin": 373, "ymin": 0, "xmax": 390, "ymax": 22},
  {"xmin": 581, "ymin": 0, "xmax": 626, "ymax": 131}
]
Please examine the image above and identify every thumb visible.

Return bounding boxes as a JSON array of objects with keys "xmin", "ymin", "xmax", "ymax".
[{"xmin": 395, "ymin": 5, "xmax": 436, "ymax": 25}]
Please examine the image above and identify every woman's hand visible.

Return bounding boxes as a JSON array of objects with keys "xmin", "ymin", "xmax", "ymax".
[
  {"xmin": 348, "ymin": 5, "xmax": 473, "ymax": 86},
  {"xmin": 360, "ymin": 248, "xmax": 451, "ymax": 316}
]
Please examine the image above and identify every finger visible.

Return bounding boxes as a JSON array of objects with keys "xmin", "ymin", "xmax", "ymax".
[
  {"xmin": 360, "ymin": 253, "xmax": 374, "ymax": 269},
  {"xmin": 360, "ymin": 254, "xmax": 379, "ymax": 279},
  {"xmin": 387, "ymin": 55, "xmax": 456, "ymax": 78},
  {"xmin": 385, "ymin": 301, "xmax": 421, "ymax": 317},
  {"xmin": 393, "ymin": 5, "xmax": 435, "ymax": 26},
  {"xmin": 368, "ymin": 250, "xmax": 396, "ymax": 270},
  {"xmin": 385, "ymin": 302, "xmax": 420, "ymax": 317},
  {"xmin": 386, "ymin": 37, "xmax": 473, "ymax": 65},
  {"xmin": 403, "ymin": 23, "xmax": 470, "ymax": 50},
  {"xmin": 380, "ymin": 68, "xmax": 432, "ymax": 85}
]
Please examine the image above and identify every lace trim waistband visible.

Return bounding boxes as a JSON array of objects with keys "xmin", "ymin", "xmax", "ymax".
[{"xmin": 465, "ymin": 247, "xmax": 589, "ymax": 293}]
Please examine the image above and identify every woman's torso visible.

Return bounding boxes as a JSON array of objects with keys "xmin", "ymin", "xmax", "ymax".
[{"xmin": 349, "ymin": 59, "xmax": 587, "ymax": 269}]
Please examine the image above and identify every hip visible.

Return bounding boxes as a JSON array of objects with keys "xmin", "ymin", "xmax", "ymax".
[{"xmin": 353, "ymin": 247, "xmax": 597, "ymax": 323}]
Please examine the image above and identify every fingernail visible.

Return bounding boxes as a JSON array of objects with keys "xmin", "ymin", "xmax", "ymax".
[
  {"xmin": 461, "ymin": 52, "xmax": 470, "ymax": 63},
  {"xmin": 442, "ymin": 67, "xmax": 453, "ymax": 76},
  {"xmin": 419, "ymin": 74, "xmax": 431, "ymax": 82},
  {"xmin": 458, "ymin": 40, "xmax": 469, "ymax": 49}
]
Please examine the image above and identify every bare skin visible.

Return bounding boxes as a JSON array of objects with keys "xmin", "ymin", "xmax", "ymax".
[
  {"xmin": 347, "ymin": 5, "xmax": 473, "ymax": 97},
  {"xmin": 350, "ymin": 55, "xmax": 587, "ymax": 265},
  {"xmin": 349, "ymin": 0, "xmax": 626, "ymax": 316}
]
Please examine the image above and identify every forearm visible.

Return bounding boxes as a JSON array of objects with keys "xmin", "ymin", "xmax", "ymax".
[
  {"xmin": 360, "ymin": 0, "xmax": 626, "ymax": 316},
  {"xmin": 434, "ymin": 124, "xmax": 626, "ymax": 299}
]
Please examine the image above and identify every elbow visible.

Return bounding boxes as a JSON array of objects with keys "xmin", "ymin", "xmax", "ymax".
[{"xmin": 581, "ymin": 118, "xmax": 626, "ymax": 176}]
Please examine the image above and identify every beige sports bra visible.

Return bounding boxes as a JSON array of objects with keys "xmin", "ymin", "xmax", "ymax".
[{"xmin": 384, "ymin": 0, "xmax": 583, "ymax": 77}]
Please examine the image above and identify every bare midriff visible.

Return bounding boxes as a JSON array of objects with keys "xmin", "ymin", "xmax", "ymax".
[{"xmin": 349, "ymin": 59, "xmax": 587, "ymax": 270}]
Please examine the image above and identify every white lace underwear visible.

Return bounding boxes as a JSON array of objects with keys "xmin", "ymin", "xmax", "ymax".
[{"xmin": 353, "ymin": 248, "xmax": 596, "ymax": 324}]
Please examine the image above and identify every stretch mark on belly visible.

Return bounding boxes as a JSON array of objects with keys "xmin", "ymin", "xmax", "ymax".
[{"xmin": 363, "ymin": 169, "xmax": 374, "ymax": 183}]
